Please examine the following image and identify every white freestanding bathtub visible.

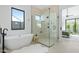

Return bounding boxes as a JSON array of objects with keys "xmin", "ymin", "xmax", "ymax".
[{"xmin": 5, "ymin": 34, "xmax": 33, "ymax": 50}]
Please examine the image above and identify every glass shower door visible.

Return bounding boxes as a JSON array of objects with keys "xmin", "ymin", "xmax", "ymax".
[
  {"xmin": 31, "ymin": 5, "xmax": 59, "ymax": 47},
  {"xmin": 49, "ymin": 7, "xmax": 59, "ymax": 46},
  {"xmin": 38, "ymin": 11, "xmax": 50, "ymax": 47}
]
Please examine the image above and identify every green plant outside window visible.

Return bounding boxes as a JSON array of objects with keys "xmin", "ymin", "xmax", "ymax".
[{"xmin": 66, "ymin": 18, "xmax": 79, "ymax": 34}]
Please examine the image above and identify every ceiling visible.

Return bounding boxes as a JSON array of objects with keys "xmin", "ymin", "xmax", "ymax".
[
  {"xmin": 31, "ymin": 5, "xmax": 76, "ymax": 15},
  {"xmin": 60, "ymin": 5, "xmax": 76, "ymax": 9},
  {"xmin": 32, "ymin": 5, "xmax": 58, "ymax": 15}
]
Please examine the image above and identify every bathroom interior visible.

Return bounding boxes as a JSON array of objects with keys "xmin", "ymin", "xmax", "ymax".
[
  {"xmin": 0, "ymin": 5, "xmax": 60, "ymax": 53},
  {"xmin": 0, "ymin": 0, "xmax": 78, "ymax": 58}
]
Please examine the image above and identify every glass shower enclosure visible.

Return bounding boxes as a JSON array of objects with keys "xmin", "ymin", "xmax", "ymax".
[{"xmin": 31, "ymin": 5, "xmax": 59, "ymax": 47}]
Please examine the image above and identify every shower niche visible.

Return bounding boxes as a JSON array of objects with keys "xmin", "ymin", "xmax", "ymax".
[{"xmin": 31, "ymin": 5, "xmax": 59, "ymax": 47}]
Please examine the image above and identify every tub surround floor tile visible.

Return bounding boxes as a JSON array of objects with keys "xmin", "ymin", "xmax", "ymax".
[
  {"xmin": 49, "ymin": 38, "xmax": 79, "ymax": 53},
  {"xmin": 11, "ymin": 44, "xmax": 48, "ymax": 53}
]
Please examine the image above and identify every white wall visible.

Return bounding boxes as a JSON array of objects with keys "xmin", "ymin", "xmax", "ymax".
[{"xmin": 0, "ymin": 5, "xmax": 31, "ymax": 36}]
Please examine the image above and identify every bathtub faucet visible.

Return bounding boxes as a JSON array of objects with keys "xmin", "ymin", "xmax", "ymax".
[
  {"xmin": 3, "ymin": 28, "xmax": 8, "ymax": 36},
  {"xmin": 2, "ymin": 28, "xmax": 8, "ymax": 53}
]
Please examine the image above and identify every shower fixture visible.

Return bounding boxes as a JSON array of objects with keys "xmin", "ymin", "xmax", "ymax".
[{"xmin": 46, "ymin": 16, "xmax": 49, "ymax": 18}]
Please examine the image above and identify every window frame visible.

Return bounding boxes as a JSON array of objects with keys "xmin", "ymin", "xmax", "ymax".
[
  {"xmin": 65, "ymin": 18, "xmax": 79, "ymax": 34},
  {"xmin": 11, "ymin": 7, "xmax": 25, "ymax": 30}
]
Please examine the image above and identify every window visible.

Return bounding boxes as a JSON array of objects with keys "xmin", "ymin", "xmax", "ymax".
[
  {"xmin": 66, "ymin": 18, "xmax": 79, "ymax": 34},
  {"xmin": 11, "ymin": 7, "xmax": 25, "ymax": 30},
  {"xmin": 35, "ymin": 15, "xmax": 41, "ymax": 28},
  {"xmin": 66, "ymin": 19, "xmax": 75, "ymax": 33}
]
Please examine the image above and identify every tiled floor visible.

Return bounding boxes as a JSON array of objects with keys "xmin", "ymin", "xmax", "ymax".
[
  {"xmin": 11, "ymin": 37, "xmax": 79, "ymax": 53},
  {"xmin": 11, "ymin": 44, "xmax": 48, "ymax": 53},
  {"xmin": 49, "ymin": 38, "xmax": 79, "ymax": 53},
  {"xmin": 1, "ymin": 35, "xmax": 79, "ymax": 53}
]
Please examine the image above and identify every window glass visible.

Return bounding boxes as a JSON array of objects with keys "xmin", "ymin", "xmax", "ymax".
[{"xmin": 11, "ymin": 7, "xmax": 25, "ymax": 30}]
